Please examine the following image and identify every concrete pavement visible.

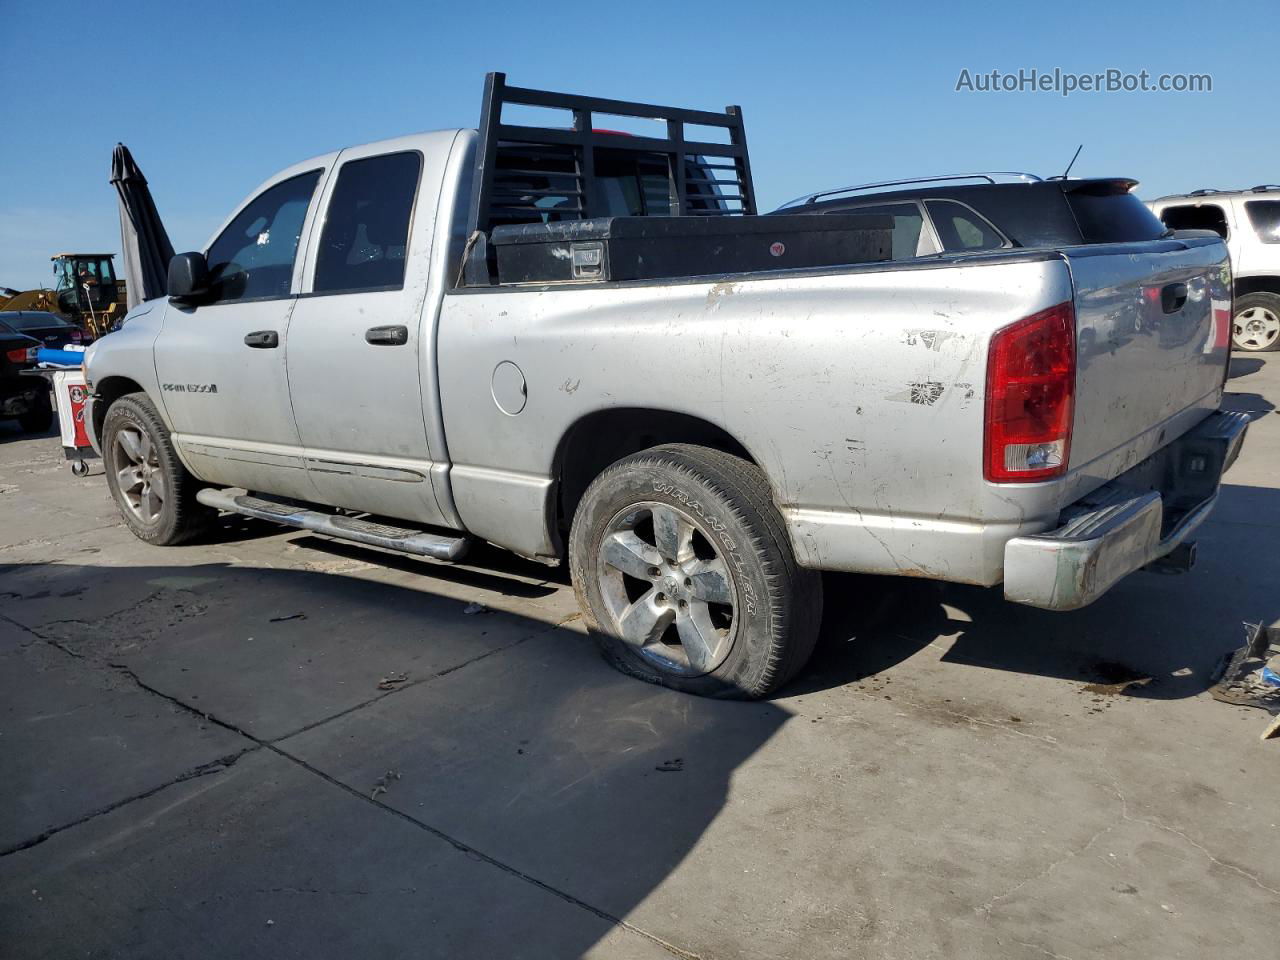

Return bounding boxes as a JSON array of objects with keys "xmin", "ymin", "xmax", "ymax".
[{"xmin": 2, "ymin": 355, "xmax": 1278, "ymax": 958}]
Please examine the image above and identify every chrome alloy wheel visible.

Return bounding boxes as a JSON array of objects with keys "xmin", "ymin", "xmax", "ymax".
[
  {"xmin": 1233, "ymin": 305, "xmax": 1280, "ymax": 351},
  {"xmin": 596, "ymin": 502, "xmax": 736, "ymax": 677},
  {"xmin": 113, "ymin": 427, "xmax": 165, "ymax": 523}
]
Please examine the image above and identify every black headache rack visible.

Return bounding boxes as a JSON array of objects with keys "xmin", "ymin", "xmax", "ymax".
[
  {"xmin": 463, "ymin": 72, "xmax": 758, "ymax": 285},
  {"xmin": 462, "ymin": 73, "xmax": 893, "ymax": 286}
]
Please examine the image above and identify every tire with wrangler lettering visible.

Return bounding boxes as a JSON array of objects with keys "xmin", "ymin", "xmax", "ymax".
[{"xmin": 569, "ymin": 444, "xmax": 822, "ymax": 699}]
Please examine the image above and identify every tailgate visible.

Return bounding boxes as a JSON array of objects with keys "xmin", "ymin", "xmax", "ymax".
[{"xmin": 1064, "ymin": 236, "xmax": 1231, "ymax": 475}]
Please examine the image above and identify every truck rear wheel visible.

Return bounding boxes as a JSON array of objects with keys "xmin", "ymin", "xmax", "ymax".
[
  {"xmin": 1232, "ymin": 292, "xmax": 1280, "ymax": 352},
  {"xmin": 569, "ymin": 443, "xmax": 822, "ymax": 699},
  {"xmin": 102, "ymin": 392, "xmax": 213, "ymax": 545}
]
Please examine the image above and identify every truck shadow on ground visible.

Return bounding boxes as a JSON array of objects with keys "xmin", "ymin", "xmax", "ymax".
[
  {"xmin": 1222, "ymin": 390, "xmax": 1276, "ymax": 420},
  {"xmin": 0, "ymin": 553, "xmax": 784, "ymax": 959},
  {"xmin": 1227, "ymin": 356, "xmax": 1267, "ymax": 380},
  {"xmin": 0, "ymin": 422, "xmax": 58, "ymax": 444},
  {"xmin": 796, "ymin": 480, "xmax": 1280, "ymax": 704}
]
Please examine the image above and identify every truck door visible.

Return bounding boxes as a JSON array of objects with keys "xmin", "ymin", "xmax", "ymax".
[
  {"xmin": 285, "ymin": 141, "xmax": 451, "ymax": 527},
  {"xmin": 153, "ymin": 161, "xmax": 330, "ymax": 501}
]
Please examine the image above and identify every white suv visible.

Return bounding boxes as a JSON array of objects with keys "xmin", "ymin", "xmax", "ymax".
[{"xmin": 1148, "ymin": 186, "xmax": 1280, "ymax": 351}]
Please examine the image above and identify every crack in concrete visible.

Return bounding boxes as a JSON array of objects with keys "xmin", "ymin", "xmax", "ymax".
[
  {"xmin": 0, "ymin": 747, "xmax": 256, "ymax": 858},
  {"xmin": 1012, "ymin": 939, "xmax": 1074, "ymax": 960},
  {"xmin": 978, "ymin": 816, "xmax": 1119, "ymax": 918},
  {"xmin": 266, "ymin": 632, "xmax": 535, "ymax": 745},
  {"xmin": 1111, "ymin": 780, "xmax": 1280, "ymax": 901},
  {"xmin": 973, "ymin": 776, "xmax": 1280, "ymax": 927},
  {"xmin": 266, "ymin": 739, "xmax": 701, "ymax": 960}
]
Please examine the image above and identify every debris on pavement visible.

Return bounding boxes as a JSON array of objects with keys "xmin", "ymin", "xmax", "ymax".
[
  {"xmin": 655, "ymin": 758, "xmax": 684, "ymax": 772},
  {"xmin": 268, "ymin": 612, "xmax": 307, "ymax": 623},
  {"xmin": 462, "ymin": 602, "xmax": 489, "ymax": 615},
  {"xmin": 1210, "ymin": 621, "xmax": 1280, "ymax": 740},
  {"xmin": 371, "ymin": 769, "xmax": 401, "ymax": 799},
  {"xmin": 377, "ymin": 672, "xmax": 409, "ymax": 690}
]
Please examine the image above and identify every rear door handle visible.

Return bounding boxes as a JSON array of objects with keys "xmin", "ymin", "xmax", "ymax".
[
  {"xmin": 1161, "ymin": 282, "xmax": 1188, "ymax": 314},
  {"xmin": 244, "ymin": 330, "xmax": 279, "ymax": 348},
  {"xmin": 365, "ymin": 325, "xmax": 408, "ymax": 346}
]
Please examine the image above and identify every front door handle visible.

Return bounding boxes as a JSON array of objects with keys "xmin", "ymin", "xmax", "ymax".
[
  {"xmin": 365, "ymin": 325, "xmax": 409, "ymax": 346},
  {"xmin": 1161, "ymin": 282, "xmax": 1188, "ymax": 314},
  {"xmin": 244, "ymin": 330, "xmax": 279, "ymax": 349}
]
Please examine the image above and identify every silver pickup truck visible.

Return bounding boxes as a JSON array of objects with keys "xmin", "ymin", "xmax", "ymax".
[{"xmin": 83, "ymin": 77, "xmax": 1247, "ymax": 698}]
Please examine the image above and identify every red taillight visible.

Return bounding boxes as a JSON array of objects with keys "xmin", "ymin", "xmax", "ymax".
[
  {"xmin": 984, "ymin": 301, "xmax": 1076, "ymax": 483},
  {"xmin": 6, "ymin": 347, "xmax": 36, "ymax": 363}
]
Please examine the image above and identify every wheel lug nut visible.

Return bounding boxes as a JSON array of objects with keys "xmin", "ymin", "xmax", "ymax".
[
  {"xmin": 678, "ymin": 599, "xmax": 687, "ymax": 610},
  {"xmin": 648, "ymin": 567, "xmax": 660, "ymax": 577}
]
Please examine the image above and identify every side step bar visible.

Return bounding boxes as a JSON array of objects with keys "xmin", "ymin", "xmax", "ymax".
[{"xmin": 195, "ymin": 488, "xmax": 470, "ymax": 561}]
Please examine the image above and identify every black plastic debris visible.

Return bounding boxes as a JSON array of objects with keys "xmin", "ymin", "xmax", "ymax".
[{"xmin": 1210, "ymin": 622, "xmax": 1280, "ymax": 739}]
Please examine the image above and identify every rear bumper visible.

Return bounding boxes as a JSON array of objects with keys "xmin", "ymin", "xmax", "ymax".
[{"xmin": 1003, "ymin": 409, "xmax": 1249, "ymax": 610}]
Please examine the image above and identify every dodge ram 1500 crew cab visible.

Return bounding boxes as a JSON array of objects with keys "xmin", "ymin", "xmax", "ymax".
[{"xmin": 83, "ymin": 75, "xmax": 1248, "ymax": 698}]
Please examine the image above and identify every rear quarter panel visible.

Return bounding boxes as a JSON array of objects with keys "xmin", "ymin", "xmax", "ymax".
[{"xmin": 437, "ymin": 256, "xmax": 1072, "ymax": 569}]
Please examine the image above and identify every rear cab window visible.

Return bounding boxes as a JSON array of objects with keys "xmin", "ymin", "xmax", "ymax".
[
  {"xmin": 1244, "ymin": 200, "xmax": 1280, "ymax": 244},
  {"xmin": 490, "ymin": 146, "xmax": 729, "ymax": 225}
]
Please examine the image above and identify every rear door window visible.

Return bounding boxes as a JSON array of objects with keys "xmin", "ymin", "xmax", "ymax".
[
  {"xmin": 824, "ymin": 202, "xmax": 929, "ymax": 259},
  {"xmin": 1158, "ymin": 203, "xmax": 1229, "ymax": 239},
  {"xmin": 314, "ymin": 151, "xmax": 422, "ymax": 293},
  {"xmin": 1244, "ymin": 200, "xmax": 1280, "ymax": 244},
  {"xmin": 205, "ymin": 171, "xmax": 321, "ymax": 303},
  {"xmin": 925, "ymin": 200, "xmax": 1006, "ymax": 252}
]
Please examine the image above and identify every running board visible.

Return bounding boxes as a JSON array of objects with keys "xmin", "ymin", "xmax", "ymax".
[{"xmin": 195, "ymin": 488, "xmax": 470, "ymax": 561}]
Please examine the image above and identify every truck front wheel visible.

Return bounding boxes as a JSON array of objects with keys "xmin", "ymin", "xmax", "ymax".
[
  {"xmin": 102, "ymin": 393, "xmax": 213, "ymax": 545},
  {"xmin": 569, "ymin": 443, "xmax": 822, "ymax": 699}
]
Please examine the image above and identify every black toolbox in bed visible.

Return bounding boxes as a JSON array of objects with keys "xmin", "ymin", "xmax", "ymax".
[{"xmin": 491, "ymin": 214, "xmax": 894, "ymax": 284}]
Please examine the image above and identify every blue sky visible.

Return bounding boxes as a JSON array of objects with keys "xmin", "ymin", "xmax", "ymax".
[{"xmin": 1, "ymin": 0, "xmax": 1272, "ymax": 289}]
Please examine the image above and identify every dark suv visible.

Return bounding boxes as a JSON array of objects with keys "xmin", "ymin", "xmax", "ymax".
[
  {"xmin": 772, "ymin": 173, "xmax": 1169, "ymax": 258},
  {"xmin": 0, "ymin": 320, "xmax": 52, "ymax": 433}
]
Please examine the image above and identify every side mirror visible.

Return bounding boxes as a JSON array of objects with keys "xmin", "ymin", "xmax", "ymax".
[{"xmin": 167, "ymin": 252, "xmax": 210, "ymax": 302}]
